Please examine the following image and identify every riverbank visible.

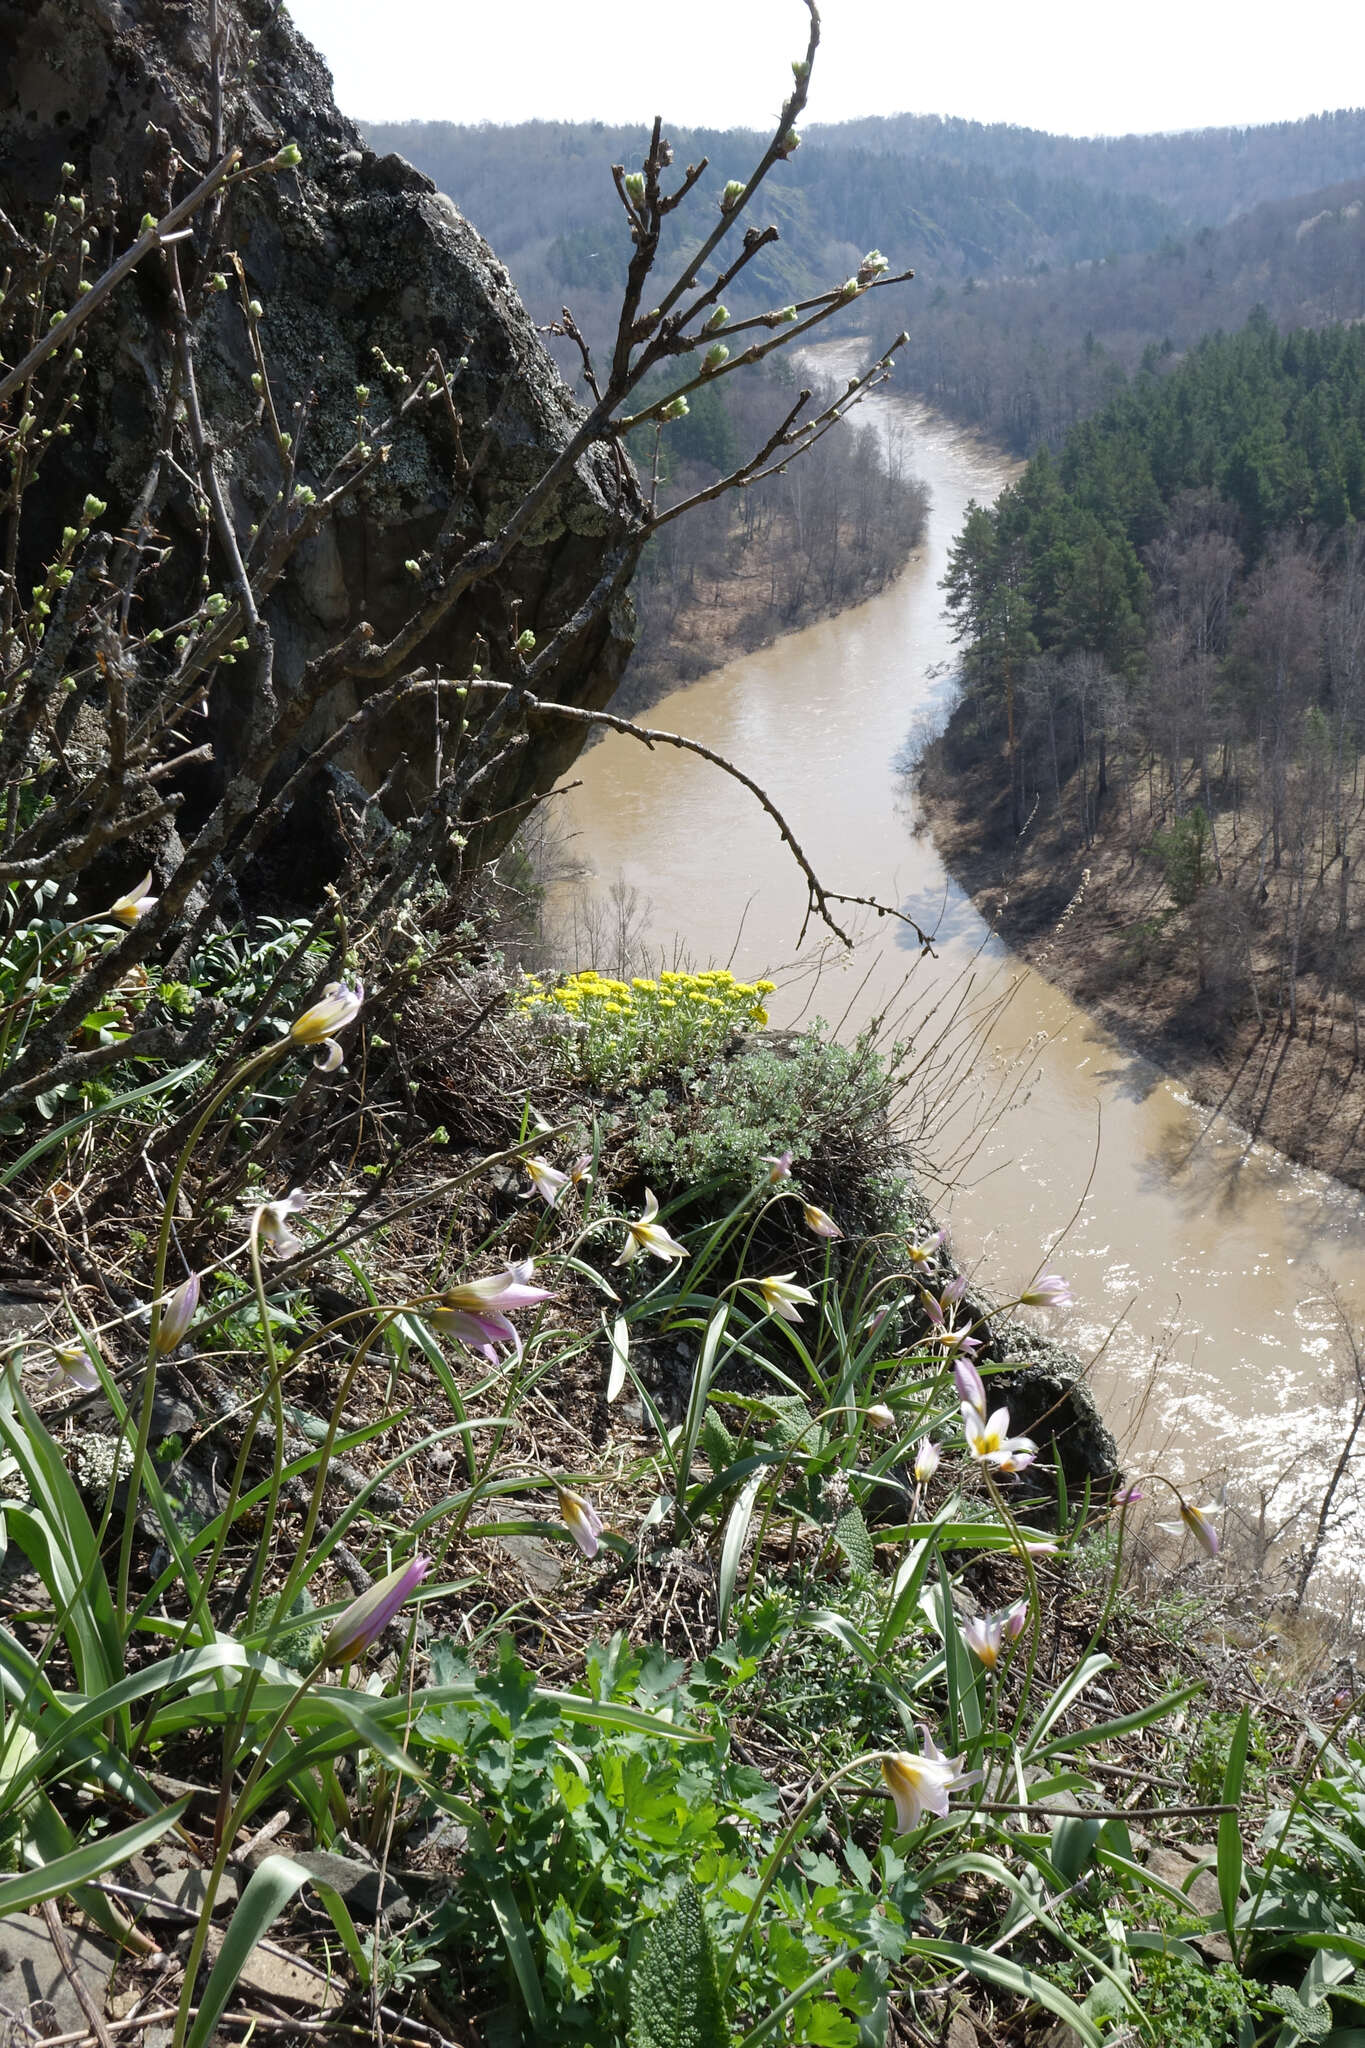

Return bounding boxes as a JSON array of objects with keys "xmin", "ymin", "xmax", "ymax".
[
  {"xmin": 615, "ymin": 521, "xmax": 928, "ymax": 720},
  {"xmin": 916, "ymin": 731, "xmax": 1365, "ymax": 1196}
]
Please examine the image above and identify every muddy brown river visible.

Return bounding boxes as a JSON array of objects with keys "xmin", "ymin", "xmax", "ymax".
[{"xmin": 553, "ymin": 357, "xmax": 1365, "ymax": 1575}]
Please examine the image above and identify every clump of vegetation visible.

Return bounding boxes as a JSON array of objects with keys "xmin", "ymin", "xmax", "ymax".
[
  {"xmin": 628, "ymin": 1022, "xmax": 910, "ymax": 1229},
  {"xmin": 517, "ymin": 965, "xmax": 775, "ymax": 1089}
]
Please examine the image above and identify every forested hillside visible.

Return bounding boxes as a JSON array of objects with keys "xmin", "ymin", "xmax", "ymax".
[
  {"xmin": 900, "ymin": 175, "xmax": 1365, "ymax": 450},
  {"xmin": 361, "ymin": 115, "xmax": 1183, "ymax": 343},
  {"xmin": 368, "ymin": 108, "xmax": 1365, "ymax": 458},
  {"xmin": 812, "ymin": 108, "xmax": 1365, "ymax": 221},
  {"xmin": 361, "ymin": 120, "xmax": 938, "ymax": 708},
  {"xmin": 926, "ymin": 314, "xmax": 1365, "ymax": 1177},
  {"xmin": 617, "ymin": 359, "xmax": 929, "ymax": 711}
]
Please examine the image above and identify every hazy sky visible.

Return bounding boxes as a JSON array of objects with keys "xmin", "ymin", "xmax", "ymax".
[{"xmin": 287, "ymin": 0, "xmax": 1364, "ymax": 138}]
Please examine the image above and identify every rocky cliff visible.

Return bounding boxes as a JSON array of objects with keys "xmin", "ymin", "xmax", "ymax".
[{"xmin": 1, "ymin": 0, "xmax": 643, "ymax": 883}]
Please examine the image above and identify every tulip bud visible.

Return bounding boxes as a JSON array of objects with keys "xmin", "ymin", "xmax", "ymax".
[
  {"xmin": 624, "ymin": 171, "xmax": 646, "ymax": 205},
  {"xmin": 54, "ymin": 1344, "xmax": 100, "ymax": 1393},
  {"xmin": 516, "ymin": 628, "xmax": 536, "ymax": 655},
  {"xmin": 659, "ymin": 395, "xmax": 689, "ymax": 422},
  {"xmin": 155, "ymin": 1272, "xmax": 200, "ymax": 1355},
  {"xmin": 557, "ymin": 1488, "xmax": 604, "ymax": 1559},
  {"xmin": 913, "ymin": 1438, "xmax": 941, "ymax": 1484},
  {"xmin": 704, "ymin": 305, "xmax": 730, "ymax": 333},
  {"xmin": 274, "ymin": 142, "xmax": 303, "ymax": 169},
  {"xmin": 702, "ymin": 343, "xmax": 729, "ymax": 373},
  {"xmin": 321, "ymin": 1555, "xmax": 430, "ymax": 1667},
  {"xmin": 720, "ymin": 180, "xmax": 745, "ymax": 213},
  {"xmin": 1002, "ymin": 1598, "xmax": 1029, "ymax": 1640},
  {"xmin": 1179, "ymin": 1502, "xmax": 1220, "ymax": 1557}
]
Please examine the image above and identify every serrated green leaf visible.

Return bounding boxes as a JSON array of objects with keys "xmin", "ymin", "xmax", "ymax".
[
  {"xmin": 1271, "ymin": 1985, "xmax": 1333, "ymax": 2041},
  {"xmin": 833, "ymin": 1502, "xmax": 874, "ymax": 1577},
  {"xmin": 698, "ymin": 1410, "xmax": 737, "ymax": 1475},
  {"xmin": 629, "ymin": 1880, "xmax": 729, "ymax": 2048}
]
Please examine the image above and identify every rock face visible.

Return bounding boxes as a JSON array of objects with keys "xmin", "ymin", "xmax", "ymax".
[
  {"xmin": 992, "ymin": 1330, "xmax": 1120, "ymax": 1487},
  {"xmin": 1, "ymin": 0, "xmax": 643, "ymax": 879}
]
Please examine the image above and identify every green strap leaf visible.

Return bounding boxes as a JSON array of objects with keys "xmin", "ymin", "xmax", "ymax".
[
  {"xmin": 1219, "ymin": 1704, "xmax": 1250, "ymax": 1947},
  {"xmin": 607, "ymin": 1313, "xmax": 630, "ymax": 1404},
  {"xmin": 0, "ymin": 1796, "xmax": 189, "ymax": 1916},
  {"xmin": 486, "ymin": 1871, "xmax": 549, "ymax": 2032},
  {"xmin": 717, "ymin": 1473, "xmax": 763, "ymax": 1639},
  {"xmin": 904, "ymin": 1937, "xmax": 1103, "ymax": 2046},
  {"xmin": 0, "ymin": 1060, "xmax": 204, "ymax": 1187},
  {"xmin": 185, "ymin": 1854, "xmax": 314, "ymax": 2048}
]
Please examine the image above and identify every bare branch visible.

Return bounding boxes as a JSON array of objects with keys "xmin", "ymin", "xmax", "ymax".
[
  {"xmin": 450, "ymin": 682, "xmax": 936, "ymax": 953},
  {"xmin": 0, "ymin": 151, "xmax": 244, "ymax": 408}
]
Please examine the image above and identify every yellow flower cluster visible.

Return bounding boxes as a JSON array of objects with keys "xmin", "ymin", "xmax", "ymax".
[
  {"xmin": 520, "ymin": 966, "xmax": 774, "ymax": 1024},
  {"xmin": 516, "ymin": 966, "xmax": 777, "ymax": 1086}
]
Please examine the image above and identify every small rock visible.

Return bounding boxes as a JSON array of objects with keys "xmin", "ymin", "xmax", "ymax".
[
  {"xmin": 143, "ymin": 1868, "xmax": 239, "ymax": 1925},
  {"xmin": 945, "ymin": 2011, "xmax": 979, "ymax": 2048},
  {"xmin": 494, "ymin": 1532, "xmax": 563, "ymax": 1592},
  {"xmin": 292, "ymin": 1849, "xmax": 410, "ymax": 1922},
  {"xmin": 0, "ymin": 1296, "xmax": 53, "ymax": 1347},
  {"xmin": 0, "ymin": 1917, "xmax": 116, "ymax": 2040},
  {"xmin": 1145, "ymin": 1844, "xmax": 1221, "ymax": 1917},
  {"xmin": 1031, "ymin": 1787, "xmax": 1084, "ymax": 1815},
  {"xmin": 405, "ymin": 1814, "xmax": 467, "ymax": 1861},
  {"xmin": 201, "ymin": 1930, "xmax": 342, "ymax": 2011},
  {"xmin": 150, "ymin": 1392, "xmax": 197, "ymax": 1441},
  {"xmin": 157, "ymin": 1456, "xmax": 223, "ymax": 1533}
]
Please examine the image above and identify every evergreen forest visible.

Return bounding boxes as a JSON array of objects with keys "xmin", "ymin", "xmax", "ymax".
[{"xmin": 935, "ymin": 314, "xmax": 1365, "ymax": 1123}]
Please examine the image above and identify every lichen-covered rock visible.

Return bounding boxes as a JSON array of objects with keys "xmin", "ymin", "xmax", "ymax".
[{"xmin": 1, "ymin": 0, "xmax": 643, "ymax": 883}]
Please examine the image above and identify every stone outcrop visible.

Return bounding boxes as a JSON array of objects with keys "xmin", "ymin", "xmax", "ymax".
[{"xmin": 1, "ymin": 0, "xmax": 643, "ymax": 883}]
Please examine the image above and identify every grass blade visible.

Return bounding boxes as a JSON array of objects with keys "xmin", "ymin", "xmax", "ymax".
[{"xmin": 1220, "ymin": 1704, "xmax": 1250, "ymax": 1950}]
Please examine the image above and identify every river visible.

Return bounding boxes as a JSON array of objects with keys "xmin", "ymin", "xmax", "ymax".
[{"xmin": 552, "ymin": 358, "xmax": 1365, "ymax": 1578}]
